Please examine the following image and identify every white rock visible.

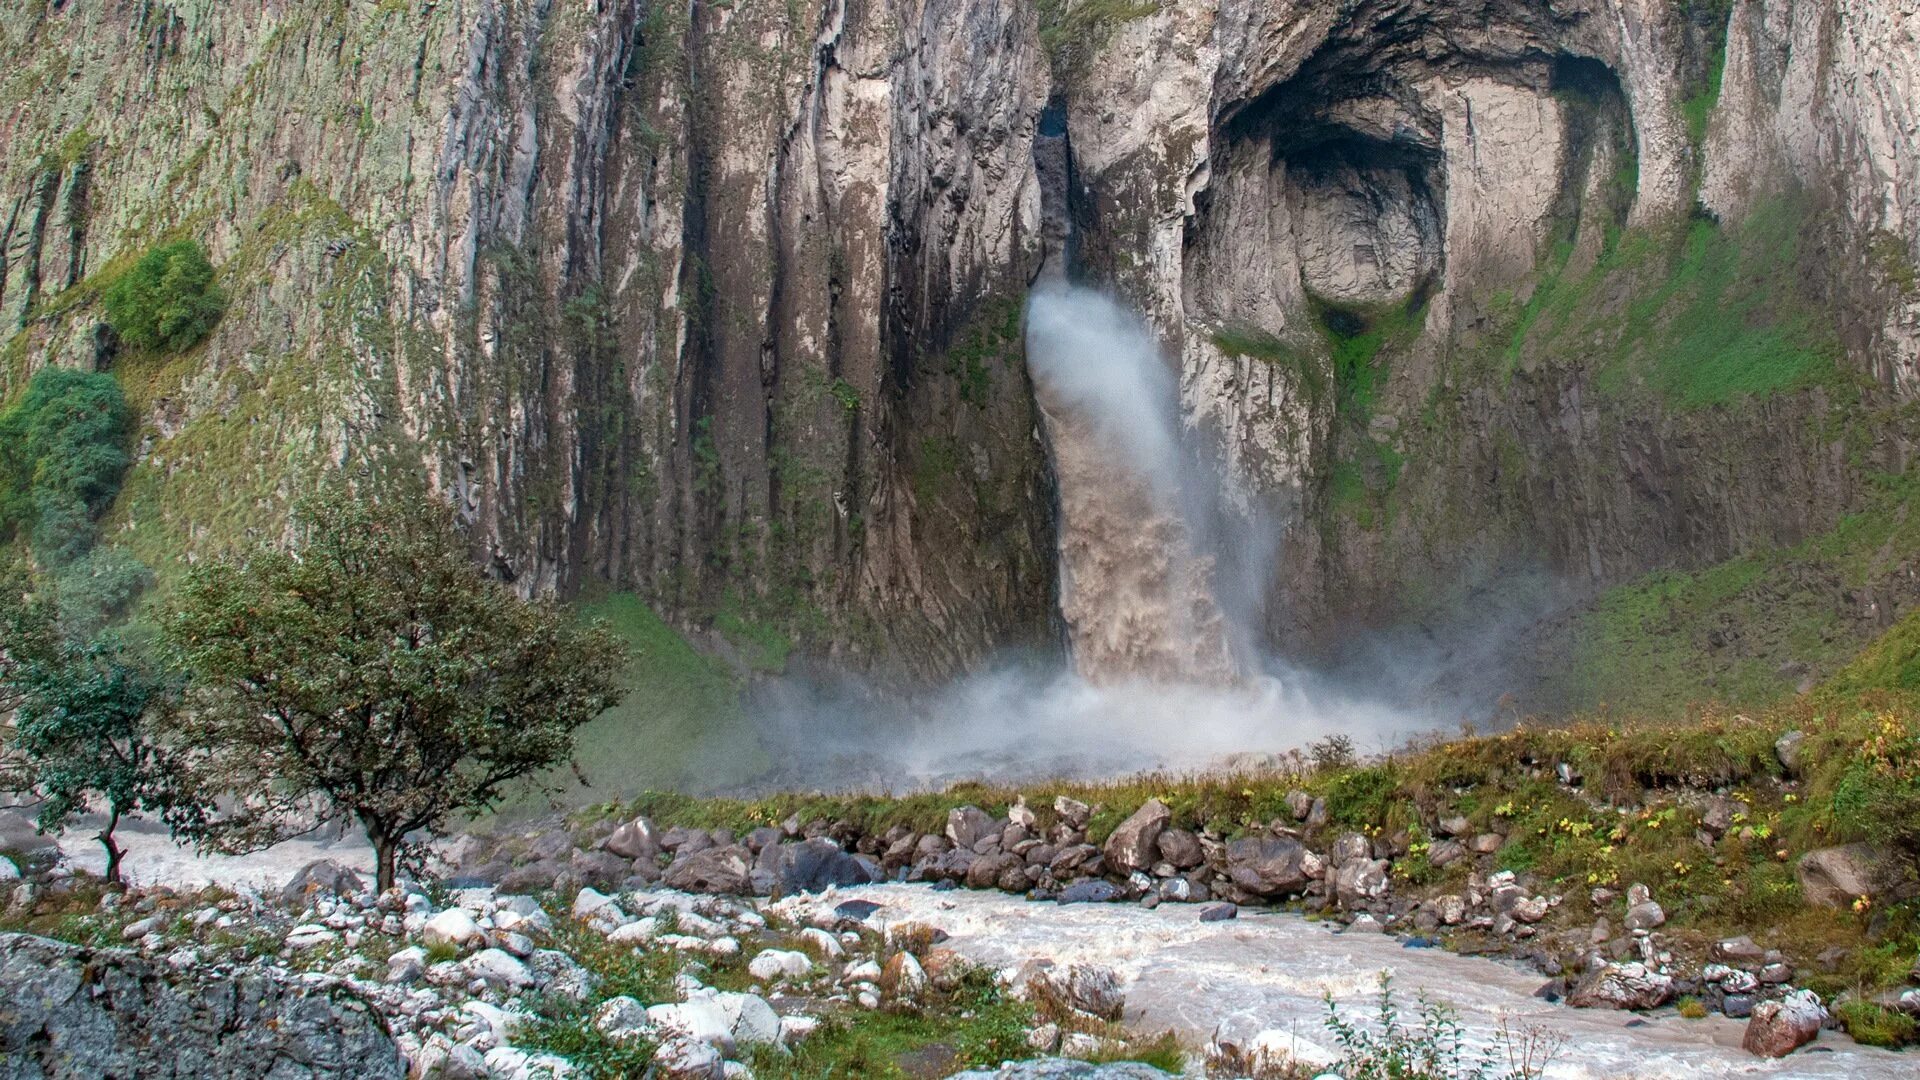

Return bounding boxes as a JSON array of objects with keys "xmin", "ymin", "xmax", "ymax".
[
  {"xmin": 0, "ymin": 857, "xmax": 20, "ymax": 880},
  {"xmin": 721, "ymin": 1063, "xmax": 752, "ymax": 1080},
  {"xmin": 285, "ymin": 924, "xmax": 339, "ymax": 950},
  {"xmin": 594, "ymin": 995, "xmax": 655, "ymax": 1042},
  {"xmin": 464, "ymin": 947, "xmax": 535, "ymax": 989},
  {"xmin": 796, "ymin": 927, "xmax": 843, "ymax": 959},
  {"xmin": 607, "ymin": 916, "xmax": 661, "ymax": 945},
  {"xmin": 460, "ymin": 1000, "xmax": 525, "ymax": 1043},
  {"xmin": 648, "ymin": 998, "xmax": 736, "ymax": 1054},
  {"xmin": 652, "ymin": 1036, "xmax": 724, "ymax": 1080},
  {"xmin": 748, "ymin": 949, "xmax": 812, "ymax": 982},
  {"xmin": 711, "ymin": 990, "xmax": 781, "ymax": 1046},
  {"xmin": 777, "ymin": 1015, "xmax": 820, "ymax": 1047},
  {"xmin": 843, "ymin": 959, "xmax": 882, "ymax": 983},
  {"xmin": 421, "ymin": 908, "xmax": 484, "ymax": 950}
]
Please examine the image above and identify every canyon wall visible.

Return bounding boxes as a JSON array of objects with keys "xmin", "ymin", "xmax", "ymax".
[{"xmin": 1, "ymin": 0, "xmax": 1916, "ymax": 691}]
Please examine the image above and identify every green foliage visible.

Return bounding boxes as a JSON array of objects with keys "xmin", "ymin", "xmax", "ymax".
[
  {"xmin": 0, "ymin": 367, "xmax": 133, "ymax": 565},
  {"xmin": 1680, "ymin": 40, "xmax": 1727, "ymax": 146},
  {"xmin": 0, "ymin": 571, "xmax": 180, "ymax": 884},
  {"xmin": 1508, "ymin": 198, "xmax": 1840, "ymax": 410},
  {"xmin": 161, "ymin": 484, "xmax": 628, "ymax": 888},
  {"xmin": 1833, "ymin": 999, "xmax": 1919, "ymax": 1048},
  {"xmin": 506, "ymin": 590, "xmax": 765, "ymax": 814},
  {"xmin": 1211, "ymin": 325, "xmax": 1327, "ymax": 402},
  {"xmin": 742, "ymin": 968, "xmax": 1036, "ymax": 1078},
  {"xmin": 102, "ymin": 240, "xmax": 227, "ymax": 353}
]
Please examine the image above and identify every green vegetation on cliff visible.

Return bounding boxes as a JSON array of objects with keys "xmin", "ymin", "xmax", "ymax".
[
  {"xmin": 102, "ymin": 240, "xmax": 226, "ymax": 354},
  {"xmin": 0, "ymin": 367, "xmax": 132, "ymax": 564}
]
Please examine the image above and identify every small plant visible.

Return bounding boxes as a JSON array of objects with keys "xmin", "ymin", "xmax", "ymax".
[
  {"xmin": 1676, "ymin": 996, "xmax": 1709, "ymax": 1019},
  {"xmin": 1833, "ymin": 998, "xmax": 1919, "ymax": 1048},
  {"xmin": 1322, "ymin": 973, "xmax": 1563, "ymax": 1080},
  {"xmin": 1312, "ymin": 733, "xmax": 1358, "ymax": 772},
  {"xmin": 103, "ymin": 239, "xmax": 227, "ymax": 352}
]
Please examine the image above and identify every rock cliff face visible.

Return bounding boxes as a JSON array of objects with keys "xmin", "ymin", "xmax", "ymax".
[{"xmin": 1, "ymin": 0, "xmax": 1915, "ymax": 686}]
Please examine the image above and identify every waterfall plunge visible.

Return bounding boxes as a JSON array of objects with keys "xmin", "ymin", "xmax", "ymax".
[{"xmin": 1026, "ymin": 282, "xmax": 1247, "ymax": 686}]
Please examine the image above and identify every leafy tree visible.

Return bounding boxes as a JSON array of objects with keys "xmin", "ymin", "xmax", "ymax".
[
  {"xmin": 102, "ymin": 239, "xmax": 227, "ymax": 352},
  {"xmin": 0, "ymin": 367, "xmax": 132, "ymax": 564},
  {"xmin": 0, "ymin": 570, "xmax": 179, "ymax": 885},
  {"xmin": 163, "ymin": 487, "xmax": 627, "ymax": 890}
]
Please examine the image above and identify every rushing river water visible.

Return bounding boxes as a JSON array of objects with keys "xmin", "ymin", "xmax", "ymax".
[{"xmin": 782, "ymin": 885, "xmax": 1911, "ymax": 1080}]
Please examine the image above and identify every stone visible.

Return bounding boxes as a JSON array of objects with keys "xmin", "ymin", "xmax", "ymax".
[
  {"xmin": 648, "ymin": 998, "xmax": 736, "ymax": 1054},
  {"xmin": 1742, "ymin": 989, "xmax": 1826, "ymax": 1057},
  {"xmin": 1567, "ymin": 962, "xmax": 1674, "ymax": 1010},
  {"xmin": 0, "ymin": 931, "xmax": 401, "ymax": 1076},
  {"xmin": 1774, "ymin": 730, "xmax": 1805, "ymax": 774},
  {"xmin": 1712, "ymin": 935, "xmax": 1765, "ymax": 966},
  {"xmin": 1333, "ymin": 858, "xmax": 1390, "ymax": 909},
  {"xmin": 947, "ymin": 806, "xmax": 1000, "ymax": 850},
  {"xmin": 748, "ymin": 948, "xmax": 812, "ymax": 982},
  {"xmin": 663, "ymin": 845, "xmax": 754, "ymax": 895},
  {"xmin": 1210, "ymin": 1010, "xmax": 1338, "ymax": 1078},
  {"xmin": 778, "ymin": 1015, "xmax": 821, "ymax": 1046},
  {"xmin": 966, "ymin": 851, "xmax": 1026, "ymax": 890},
  {"xmin": 1198, "ymin": 902, "xmax": 1238, "ymax": 922},
  {"xmin": 1329, "ymin": 832, "xmax": 1371, "ymax": 865},
  {"xmin": 1432, "ymin": 895, "xmax": 1468, "ymax": 926},
  {"xmin": 1057, "ymin": 879, "xmax": 1121, "ymax": 904},
  {"xmin": 0, "ymin": 857, "xmax": 16, "ymax": 881},
  {"xmin": 653, "ymin": 1036, "xmax": 725, "ymax": 1080},
  {"xmin": 601, "ymin": 816, "xmax": 662, "ymax": 861},
  {"xmin": 1438, "ymin": 815, "xmax": 1472, "ymax": 838},
  {"xmin": 1101, "ymin": 799, "xmax": 1171, "ymax": 874},
  {"xmin": 278, "ymin": 859, "xmax": 368, "ymax": 909},
  {"xmin": 1285, "ymin": 790, "xmax": 1313, "ymax": 820},
  {"xmin": 1054, "ymin": 797, "xmax": 1091, "ymax": 829},
  {"xmin": 421, "ymin": 908, "xmax": 484, "ymax": 950},
  {"xmin": 1468, "ymin": 833, "xmax": 1503, "ymax": 855},
  {"xmin": 754, "ymin": 837, "xmax": 879, "ymax": 894},
  {"xmin": 529, "ymin": 948, "xmax": 599, "ymax": 1001},
  {"xmin": 1155, "ymin": 827, "xmax": 1202, "ymax": 868},
  {"xmin": 284, "ymin": 924, "xmax": 339, "ymax": 950},
  {"xmin": 881, "ymin": 951, "xmax": 928, "ymax": 996},
  {"xmin": 1021, "ymin": 961, "xmax": 1123, "ymax": 1022},
  {"xmin": 1797, "ymin": 844, "xmax": 1891, "ymax": 908},
  {"xmin": 1723, "ymin": 993, "xmax": 1756, "ymax": 1019},
  {"xmin": 463, "ymin": 947, "xmax": 534, "ymax": 988},
  {"xmin": 1225, "ymin": 835, "xmax": 1313, "ymax": 898},
  {"xmin": 1623, "ymin": 900, "xmax": 1665, "ymax": 931}
]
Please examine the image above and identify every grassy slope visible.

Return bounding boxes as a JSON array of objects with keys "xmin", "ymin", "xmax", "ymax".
[{"xmin": 499, "ymin": 592, "xmax": 769, "ymax": 819}]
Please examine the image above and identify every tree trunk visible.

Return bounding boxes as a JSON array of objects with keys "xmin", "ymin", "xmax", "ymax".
[
  {"xmin": 371, "ymin": 832, "xmax": 397, "ymax": 893},
  {"xmin": 99, "ymin": 805, "xmax": 124, "ymax": 886}
]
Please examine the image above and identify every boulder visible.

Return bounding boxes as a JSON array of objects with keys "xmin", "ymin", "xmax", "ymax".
[
  {"xmin": 652, "ymin": 1036, "xmax": 725, "ymax": 1080},
  {"xmin": 648, "ymin": 998, "xmax": 736, "ymax": 1054},
  {"xmin": 1333, "ymin": 858, "xmax": 1390, "ymax": 909},
  {"xmin": 463, "ymin": 948, "xmax": 535, "ymax": 989},
  {"xmin": 1567, "ymin": 961, "xmax": 1674, "ymax": 1010},
  {"xmin": 1020, "ymin": 961, "xmax": 1124, "ymax": 1022},
  {"xmin": 1209, "ymin": 1010, "xmax": 1337, "ymax": 1079},
  {"xmin": 1053, "ymin": 797, "xmax": 1092, "ymax": 829},
  {"xmin": 1057, "ymin": 880, "xmax": 1121, "ymax": 904},
  {"xmin": 947, "ymin": 806, "xmax": 1000, "ymax": 851},
  {"xmin": 1797, "ymin": 844, "xmax": 1891, "ymax": 908},
  {"xmin": 1155, "ymin": 828, "xmax": 1202, "ymax": 869},
  {"xmin": 881, "ymin": 951, "xmax": 929, "ymax": 997},
  {"xmin": 1774, "ymin": 730, "xmax": 1805, "ymax": 774},
  {"xmin": 602, "ymin": 816, "xmax": 663, "ymax": 861},
  {"xmin": 594, "ymin": 996, "xmax": 654, "ymax": 1042},
  {"xmin": 0, "ymin": 931, "xmax": 401, "ymax": 1077},
  {"xmin": 1225, "ymin": 836, "xmax": 1313, "ymax": 898},
  {"xmin": 754, "ymin": 838, "xmax": 879, "ymax": 894},
  {"xmin": 747, "ymin": 949, "xmax": 812, "ymax": 982},
  {"xmin": 1624, "ymin": 900, "xmax": 1666, "ymax": 931},
  {"xmin": 278, "ymin": 860, "xmax": 368, "ymax": 909},
  {"xmin": 966, "ymin": 852, "xmax": 1026, "ymax": 891},
  {"xmin": 1198, "ymin": 902, "xmax": 1237, "ymax": 922},
  {"xmin": 1742, "ymin": 989, "xmax": 1826, "ymax": 1057},
  {"xmin": 663, "ymin": 845, "xmax": 754, "ymax": 895},
  {"xmin": 1101, "ymin": 799, "xmax": 1170, "ymax": 875},
  {"xmin": 421, "ymin": 908, "xmax": 485, "ymax": 950}
]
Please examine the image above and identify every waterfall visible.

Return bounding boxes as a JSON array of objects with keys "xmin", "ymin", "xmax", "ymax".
[{"xmin": 1025, "ymin": 282, "xmax": 1245, "ymax": 686}]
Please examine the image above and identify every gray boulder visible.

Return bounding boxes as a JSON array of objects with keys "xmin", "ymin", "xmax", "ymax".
[
  {"xmin": 754, "ymin": 838, "xmax": 880, "ymax": 895},
  {"xmin": 1567, "ymin": 961, "xmax": 1674, "ymax": 1010},
  {"xmin": 1797, "ymin": 844, "xmax": 1892, "ymax": 908},
  {"xmin": 662, "ymin": 845, "xmax": 754, "ymax": 894},
  {"xmin": 278, "ymin": 859, "xmax": 367, "ymax": 909},
  {"xmin": 603, "ymin": 816, "xmax": 663, "ymax": 861},
  {"xmin": 1225, "ymin": 836, "xmax": 1313, "ymax": 898},
  {"xmin": 0, "ymin": 931, "xmax": 401, "ymax": 1078},
  {"xmin": 1101, "ymin": 799, "xmax": 1170, "ymax": 875},
  {"xmin": 1155, "ymin": 828, "xmax": 1202, "ymax": 869},
  {"xmin": 946, "ymin": 806, "xmax": 1000, "ymax": 851}
]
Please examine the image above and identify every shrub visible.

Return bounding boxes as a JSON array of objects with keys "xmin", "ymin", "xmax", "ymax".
[
  {"xmin": 1833, "ymin": 999, "xmax": 1918, "ymax": 1048},
  {"xmin": 102, "ymin": 239, "xmax": 227, "ymax": 352},
  {"xmin": 0, "ymin": 367, "xmax": 132, "ymax": 563},
  {"xmin": 1323, "ymin": 973, "xmax": 1563, "ymax": 1079}
]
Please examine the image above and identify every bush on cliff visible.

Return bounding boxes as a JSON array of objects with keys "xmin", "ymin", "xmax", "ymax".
[
  {"xmin": 102, "ymin": 239, "xmax": 227, "ymax": 353},
  {"xmin": 161, "ymin": 484, "xmax": 628, "ymax": 890},
  {"xmin": 0, "ymin": 367, "xmax": 132, "ymax": 564}
]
